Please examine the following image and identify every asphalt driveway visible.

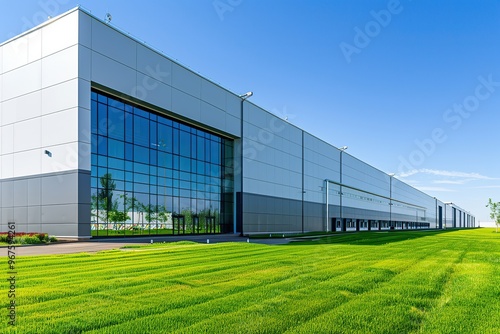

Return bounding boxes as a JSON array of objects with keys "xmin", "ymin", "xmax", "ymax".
[{"xmin": 5, "ymin": 234, "xmax": 290, "ymax": 256}]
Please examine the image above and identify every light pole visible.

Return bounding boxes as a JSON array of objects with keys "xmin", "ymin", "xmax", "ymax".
[
  {"xmin": 237, "ymin": 92, "xmax": 253, "ymax": 235},
  {"xmin": 388, "ymin": 173, "xmax": 395, "ymax": 229},
  {"xmin": 444, "ymin": 202, "xmax": 447, "ymax": 229},
  {"xmin": 339, "ymin": 146, "xmax": 348, "ymax": 232}
]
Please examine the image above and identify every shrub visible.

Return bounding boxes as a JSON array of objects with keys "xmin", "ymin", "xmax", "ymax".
[{"xmin": 0, "ymin": 232, "xmax": 57, "ymax": 244}]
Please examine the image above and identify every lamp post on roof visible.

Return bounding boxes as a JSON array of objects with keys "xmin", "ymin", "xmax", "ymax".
[
  {"xmin": 339, "ymin": 146, "xmax": 348, "ymax": 232},
  {"xmin": 388, "ymin": 173, "xmax": 395, "ymax": 230},
  {"xmin": 236, "ymin": 91, "xmax": 253, "ymax": 235}
]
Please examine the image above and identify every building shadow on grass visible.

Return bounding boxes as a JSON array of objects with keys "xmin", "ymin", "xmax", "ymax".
[{"xmin": 286, "ymin": 229, "xmax": 462, "ymax": 246}]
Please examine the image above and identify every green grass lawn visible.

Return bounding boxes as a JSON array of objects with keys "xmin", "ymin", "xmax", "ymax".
[{"xmin": 2, "ymin": 229, "xmax": 500, "ymax": 333}]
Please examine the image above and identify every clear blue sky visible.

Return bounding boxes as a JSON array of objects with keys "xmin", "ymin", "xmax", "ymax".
[{"xmin": 2, "ymin": 0, "xmax": 499, "ymax": 224}]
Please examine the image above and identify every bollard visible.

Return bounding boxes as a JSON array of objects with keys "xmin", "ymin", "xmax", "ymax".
[
  {"xmin": 207, "ymin": 239, "xmax": 210, "ymax": 244},
  {"xmin": 247, "ymin": 238, "xmax": 250, "ymax": 243},
  {"xmin": 151, "ymin": 240, "xmax": 153, "ymax": 244}
]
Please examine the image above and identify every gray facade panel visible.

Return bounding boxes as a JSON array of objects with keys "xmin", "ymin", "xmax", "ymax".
[
  {"xmin": 42, "ymin": 223, "xmax": 79, "ymax": 237},
  {"xmin": 1, "ymin": 208, "xmax": 14, "ymax": 225},
  {"xmin": 27, "ymin": 206, "xmax": 42, "ymax": 229},
  {"xmin": 78, "ymin": 203, "xmax": 91, "ymax": 237},
  {"xmin": 13, "ymin": 179, "xmax": 28, "ymax": 207},
  {"xmin": 41, "ymin": 172, "xmax": 79, "ymax": 205},
  {"xmin": 243, "ymin": 192, "xmax": 436, "ymax": 234},
  {"xmin": 0, "ymin": 170, "xmax": 88, "ymax": 237},
  {"xmin": 27, "ymin": 177, "xmax": 42, "ymax": 206},
  {"xmin": 78, "ymin": 171, "xmax": 91, "ymax": 206},
  {"xmin": 244, "ymin": 193, "xmax": 302, "ymax": 233},
  {"xmin": 1, "ymin": 181, "xmax": 14, "ymax": 207},
  {"xmin": 13, "ymin": 207, "xmax": 28, "ymax": 227},
  {"xmin": 41, "ymin": 204, "xmax": 78, "ymax": 225}
]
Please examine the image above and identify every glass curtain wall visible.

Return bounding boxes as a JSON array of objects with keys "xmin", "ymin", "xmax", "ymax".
[{"xmin": 90, "ymin": 90, "xmax": 234, "ymax": 236}]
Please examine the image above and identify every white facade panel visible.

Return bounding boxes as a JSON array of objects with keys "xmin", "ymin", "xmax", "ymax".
[
  {"xmin": 78, "ymin": 141, "xmax": 91, "ymax": 171},
  {"xmin": 288, "ymin": 124, "xmax": 303, "ymax": 145},
  {"xmin": 2, "ymin": 91, "xmax": 42, "ymax": 123},
  {"xmin": 41, "ymin": 79, "xmax": 78, "ymax": 116},
  {"xmin": 78, "ymin": 107, "xmax": 91, "ymax": 144},
  {"xmin": 91, "ymin": 20, "xmax": 136, "ymax": 68},
  {"xmin": 2, "ymin": 35, "xmax": 29, "ymax": 72},
  {"xmin": 14, "ymin": 118, "xmax": 41, "ymax": 152},
  {"xmin": 243, "ymin": 105, "xmax": 303, "ymax": 201},
  {"xmin": 0, "ymin": 99, "xmax": 16, "ymax": 126},
  {"xmin": 41, "ymin": 142, "xmax": 79, "ymax": 174},
  {"xmin": 78, "ymin": 46, "xmax": 91, "ymax": 81},
  {"xmin": 41, "ymin": 11, "xmax": 79, "ymax": 57},
  {"xmin": 28, "ymin": 29, "xmax": 42, "ymax": 63},
  {"xmin": 303, "ymin": 133, "xmax": 344, "ymax": 206},
  {"xmin": 42, "ymin": 45, "xmax": 79, "ymax": 88},
  {"xmin": 225, "ymin": 114, "xmax": 240, "ymax": 137},
  {"xmin": 172, "ymin": 62, "xmax": 201, "ymax": 98},
  {"xmin": 136, "ymin": 45, "xmax": 172, "ymax": 86},
  {"xmin": 13, "ymin": 150, "xmax": 41, "ymax": 178},
  {"xmin": 171, "ymin": 88, "xmax": 201, "ymax": 121},
  {"xmin": 136, "ymin": 72, "xmax": 172, "ymax": 112},
  {"xmin": 342, "ymin": 154, "xmax": 390, "ymax": 198},
  {"xmin": 200, "ymin": 101, "xmax": 225, "ymax": 130},
  {"xmin": 78, "ymin": 78, "xmax": 91, "ymax": 112},
  {"xmin": 1, "ymin": 60, "xmax": 42, "ymax": 101},
  {"xmin": 245, "ymin": 103, "xmax": 267, "ymax": 128},
  {"xmin": 1, "ymin": 124, "xmax": 14, "ymax": 154},
  {"xmin": 226, "ymin": 93, "xmax": 241, "ymax": 119},
  {"xmin": 78, "ymin": 11, "xmax": 92, "ymax": 48},
  {"xmin": 201, "ymin": 79, "xmax": 226, "ymax": 111},
  {"xmin": 1, "ymin": 154, "xmax": 13, "ymax": 179},
  {"xmin": 41, "ymin": 108, "xmax": 79, "ymax": 147},
  {"xmin": 91, "ymin": 51, "xmax": 136, "ymax": 96}
]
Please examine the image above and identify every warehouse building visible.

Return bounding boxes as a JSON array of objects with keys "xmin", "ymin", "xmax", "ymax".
[{"xmin": 0, "ymin": 7, "xmax": 475, "ymax": 238}]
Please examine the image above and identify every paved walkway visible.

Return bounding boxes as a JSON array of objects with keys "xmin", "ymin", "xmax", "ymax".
[{"xmin": 4, "ymin": 234, "xmax": 290, "ymax": 256}]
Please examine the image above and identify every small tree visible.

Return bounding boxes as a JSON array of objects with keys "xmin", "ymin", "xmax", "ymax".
[
  {"xmin": 486, "ymin": 198, "xmax": 500, "ymax": 233},
  {"xmin": 108, "ymin": 210, "xmax": 130, "ymax": 231}
]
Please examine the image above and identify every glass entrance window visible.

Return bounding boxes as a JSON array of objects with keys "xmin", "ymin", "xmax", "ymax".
[{"xmin": 90, "ymin": 90, "xmax": 234, "ymax": 237}]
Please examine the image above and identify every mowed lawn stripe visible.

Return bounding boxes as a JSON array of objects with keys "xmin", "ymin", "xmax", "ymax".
[
  {"xmin": 17, "ymin": 245, "xmax": 303, "ymax": 307},
  {"xmin": 416, "ymin": 251, "xmax": 500, "ymax": 333},
  {"xmin": 2, "ymin": 229, "xmax": 499, "ymax": 334},
  {"xmin": 18, "ymin": 248, "xmax": 367, "ymax": 331},
  {"xmin": 285, "ymin": 249, "xmax": 466, "ymax": 333},
  {"xmin": 83, "ymin": 256, "xmax": 394, "ymax": 333},
  {"xmin": 207, "ymin": 244, "xmax": 447, "ymax": 334},
  {"xmin": 81, "ymin": 244, "xmax": 437, "ymax": 332}
]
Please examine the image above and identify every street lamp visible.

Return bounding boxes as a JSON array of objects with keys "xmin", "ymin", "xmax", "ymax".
[
  {"xmin": 237, "ymin": 91, "xmax": 253, "ymax": 235},
  {"xmin": 388, "ymin": 173, "xmax": 395, "ymax": 229},
  {"xmin": 339, "ymin": 146, "xmax": 348, "ymax": 232}
]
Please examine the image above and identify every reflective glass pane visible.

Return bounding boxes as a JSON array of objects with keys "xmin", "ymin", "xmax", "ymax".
[
  {"xmin": 180, "ymin": 130, "xmax": 190, "ymax": 157},
  {"xmin": 134, "ymin": 115, "xmax": 149, "ymax": 147},
  {"xmin": 90, "ymin": 90, "xmax": 233, "ymax": 236}
]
